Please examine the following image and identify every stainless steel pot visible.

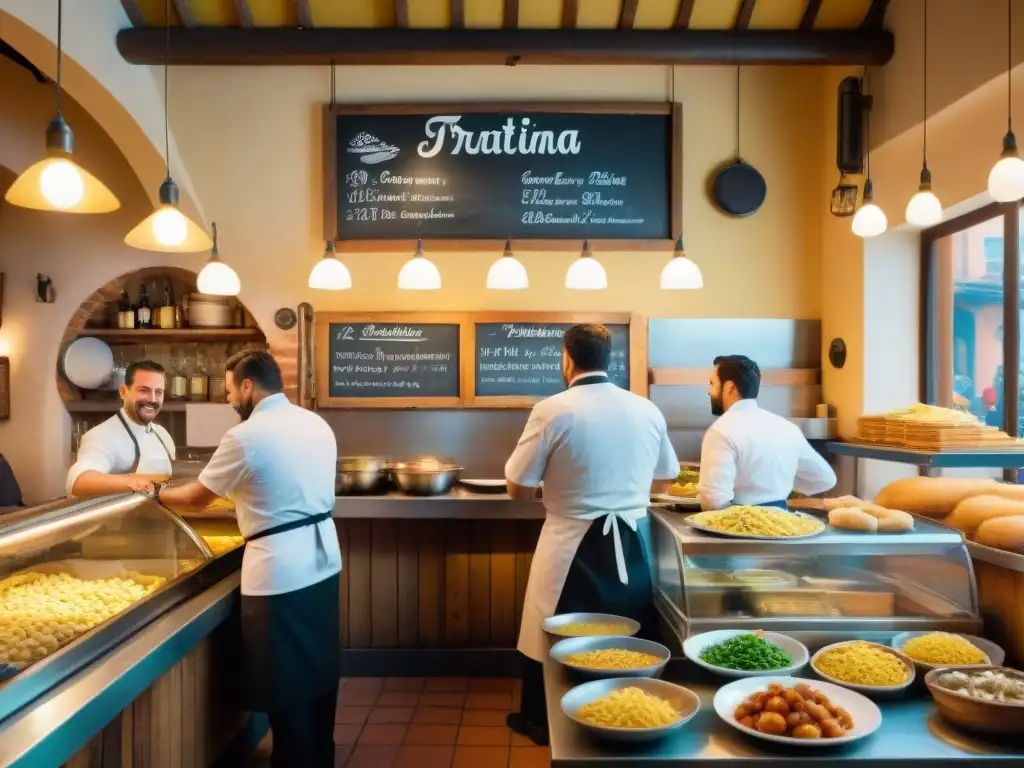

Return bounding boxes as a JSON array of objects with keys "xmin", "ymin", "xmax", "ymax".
[
  {"xmin": 388, "ymin": 458, "xmax": 462, "ymax": 496},
  {"xmin": 336, "ymin": 456, "xmax": 390, "ymax": 495}
]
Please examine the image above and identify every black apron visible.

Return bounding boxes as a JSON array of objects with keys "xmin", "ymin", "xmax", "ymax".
[
  {"xmin": 116, "ymin": 411, "xmax": 172, "ymax": 472},
  {"xmin": 237, "ymin": 512, "xmax": 340, "ymax": 712}
]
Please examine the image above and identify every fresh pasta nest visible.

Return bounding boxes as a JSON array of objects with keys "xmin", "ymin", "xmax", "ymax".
[{"xmin": 577, "ymin": 686, "xmax": 681, "ymax": 729}]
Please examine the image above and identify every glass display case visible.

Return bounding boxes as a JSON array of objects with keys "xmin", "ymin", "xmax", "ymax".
[
  {"xmin": 650, "ymin": 509, "xmax": 982, "ymax": 649},
  {"xmin": 0, "ymin": 493, "xmax": 242, "ymax": 724}
]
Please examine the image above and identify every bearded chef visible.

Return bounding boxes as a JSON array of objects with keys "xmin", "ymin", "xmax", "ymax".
[
  {"xmin": 157, "ymin": 350, "xmax": 341, "ymax": 768},
  {"xmin": 66, "ymin": 361, "xmax": 174, "ymax": 497},
  {"xmin": 504, "ymin": 324, "xmax": 679, "ymax": 746},
  {"xmin": 697, "ymin": 354, "xmax": 836, "ymax": 510}
]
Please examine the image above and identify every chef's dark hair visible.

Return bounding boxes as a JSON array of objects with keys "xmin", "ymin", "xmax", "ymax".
[
  {"xmin": 225, "ymin": 348, "xmax": 284, "ymax": 392},
  {"xmin": 713, "ymin": 355, "xmax": 760, "ymax": 399},
  {"xmin": 125, "ymin": 360, "xmax": 165, "ymax": 388},
  {"xmin": 563, "ymin": 324, "xmax": 611, "ymax": 372}
]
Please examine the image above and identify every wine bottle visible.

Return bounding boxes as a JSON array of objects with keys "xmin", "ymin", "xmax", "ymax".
[
  {"xmin": 118, "ymin": 287, "xmax": 134, "ymax": 329},
  {"xmin": 137, "ymin": 283, "xmax": 152, "ymax": 329},
  {"xmin": 159, "ymin": 279, "xmax": 175, "ymax": 329}
]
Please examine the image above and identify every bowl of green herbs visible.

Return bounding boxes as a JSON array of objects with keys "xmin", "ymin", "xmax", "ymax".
[{"xmin": 683, "ymin": 629, "xmax": 808, "ymax": 679}]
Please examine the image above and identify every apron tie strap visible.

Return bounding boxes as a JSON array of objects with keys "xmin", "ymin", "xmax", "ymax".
[{"xmin": 601, "ymin": 512, "xmax": 639, "ymax": 586}]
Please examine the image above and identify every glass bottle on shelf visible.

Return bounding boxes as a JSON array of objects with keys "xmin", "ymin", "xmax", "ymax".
[
  {"xmin": 158, "ymin": 279, "xmax": 175, "ymax": 330},
  {"xmin": 208, "ymin": 346, "xmax": 226, "ymax": 403},
  {"xmin": 118, "ymin": 287, "xmax": 133, "ymax": 329},
  {"xmin": 189, "ymin": 345, "xmax": 209, "ymax": 402},
  {"xmin": 136, "ymin": 283, "xmax": 152, "ymax": 329}
]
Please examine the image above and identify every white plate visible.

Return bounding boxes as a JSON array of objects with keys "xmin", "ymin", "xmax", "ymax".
[
  {"xmin": 561, "ymin": 677, "xmax": 701, "ymax": 743},
  {"xmin": 810, "ymin": 641, "xmax": 915, "ymax": 695},
  {"xmin": 685, "ymin": 508, "xmax": 825, "ymax": 540},
  {"xmin": 713, "ymin": 675, "xmax": 883, "ymax": 747},
  {"xmin": 683, "ymin": 629, "xmax": 808, "ymax": 679},
  {"xmin": 650, "ymin": 493, "xmax": 700, "ymax": 509},
  {"xmin": 63, "ymin": 337, "xmax": 114, "ymax": 390},
  {"xmin": 542, "ymin": 612, "xmax": 641, "ymax": 638},
  {"xmin": 460, "ymin": 479, "xmax": 507, "ymax": 488},
  {"xmin": 891, "ymin": 631, "xmax": 1003, "ymax": 671}
]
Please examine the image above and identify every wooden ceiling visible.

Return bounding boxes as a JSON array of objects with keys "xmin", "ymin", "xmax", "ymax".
[{"xmin": 116, "ymin": 0, "xmax": 893, "ymax": 66}]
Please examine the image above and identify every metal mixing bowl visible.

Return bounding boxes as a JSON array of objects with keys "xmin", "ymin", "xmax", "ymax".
[
  {"xmin": 336, "ymin": 456, "xmax": 390, "ymax": 495},
  {"xmin": 388, "ymin": 458, "xmax": 461, "ymax": 496}
]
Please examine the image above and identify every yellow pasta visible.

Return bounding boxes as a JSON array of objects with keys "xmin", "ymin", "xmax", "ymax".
[
  {"xmin": 578, "ymin": 687, "xmax": 681, "ymax": 728},
  {"xmin": 814, "ymin": 642, "xmax": 910, "ymax": 686},
  {"xmin": 691, "ymin": 506, "xmax": 822, "ymax": 537},
  {"xmin": 564, "ymin": 649, "xmax": 661, "ymax": 670},
  {"xmin": 552, "ymin": 622, "xmax": 633, "ymax": 637},
  {"xmin": 900, "ymin": 633, "xmax": 987, "ymax": 666}
]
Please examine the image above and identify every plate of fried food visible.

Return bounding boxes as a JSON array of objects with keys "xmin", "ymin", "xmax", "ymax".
[
  {"xmin": 714, "ymin": 677, "xmax": 882, "ymax": 747},
  {"xmin": 685, "ymin": 506, "xmax": 825, "ymax": 540}
]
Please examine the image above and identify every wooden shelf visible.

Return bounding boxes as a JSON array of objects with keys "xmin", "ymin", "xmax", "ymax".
[{"xmin": 77, "ymin": 328, "xmax": 264, "ymax": 344}]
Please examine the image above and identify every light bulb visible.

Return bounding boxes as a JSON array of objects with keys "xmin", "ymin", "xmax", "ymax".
[
  {"xmin": 398, "ymin": 256, "xmax": 441, "ymax": 290},
  {"xmin": 197, "ymin": 260, "xmax": 240, "ymax": 296},
  {"xmin": 989, "ymin": 155, "xmax": 1024, "ymax": 202},
  {"xmin": 39, "ymin": 159, "xmax": 84, "ymax": 210},
  {"xmin": 309, "ymin": 255, "xmax": 352, "ymax": 290},
  {"xmin": 151, "ymin": 205, "xmax": 189, "ymax": 247},
  {"xmin": 660, "ymin": 256, "xmax": 703, "ymax": 290},
  {"xmin": 486, "ymin": 256, "xmax": 529, "ymax": 290},
  {"xmin": 906, "ymin": 189, "xmax": 943, "ymax": 226},
  {"xmin": 852, "ymin": 203, "xmax": 888, "ymax": 238},
  {"xmin": 565, "ymin": 256, "xmax": 607, "ymax": 290}
]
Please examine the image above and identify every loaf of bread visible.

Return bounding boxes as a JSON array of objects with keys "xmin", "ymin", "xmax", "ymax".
[
  {"xmin": 874, "ymin": 477, "xmax": 998, "ymax": 517},
  {"xmin": 975, "ymin": 515, "xmax": 1024, "ymax": 553},
  {"xmin": 945, "ymin": 494, "xmax": 1024, "ymax": 537},
  {"xmin": 828, "ymin": 507, "xmax": 878, "ymax": 532},
  {"xmin": 980, "ymin": 482, "xmax": 1024, "ymax": 503},
  {"xmin": 823, "ymin": 495, "xmax": 867, "ymax": 510},
  {"xmin": 875, "ymin": 508, "xmax": 915, "ymax": 532}
]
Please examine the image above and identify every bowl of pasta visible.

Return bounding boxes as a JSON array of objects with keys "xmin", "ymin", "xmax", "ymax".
[
  {"xmin": 550, "ymin": 635, "xmax": 671, "ymax": 680},
  {"xmin": 561, "ymin": 677, "xmax": 700, "ymax": 743},
  {"xmin": 542, "ymin": 612, "xmax": 641, "ymax": 639}
]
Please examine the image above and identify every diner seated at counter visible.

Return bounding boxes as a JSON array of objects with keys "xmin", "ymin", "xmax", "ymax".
[{"xmin": 697, "ymin": 355, "xmax": 836, "ymax": 511}]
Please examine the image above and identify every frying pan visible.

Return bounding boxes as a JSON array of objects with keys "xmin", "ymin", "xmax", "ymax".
[{"xmin": 711, "ymin": 67, "xmax": 767, "ymax": 218}]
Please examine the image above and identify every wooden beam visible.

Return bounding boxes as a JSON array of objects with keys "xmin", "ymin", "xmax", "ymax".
[
  {"xmin": 120, "ymin": 0, "xmax": 145, "ymax": 27},
  {"xmin": 294, "ymin": 0, "xmax": 313, "ymax": 28},
  {"xmin": 116, "ymin": 28, "xmax": 896, "ymax": 67},
  {"xmin": 562, "ymin": 0, "xmax": 578, "ymax": 29},
  {"xmin": 234, "ymin": 0, "xmax": 254, "ymax": 28},
  {"xmin": 504, "ymin": 0, "xmax": 519, "ymax": 29},
  {"xmin": 799, "ymin": 0, "xmax": 823, "ymax": 30},
  {"xmin": 452, "ymin": 0, "xmax": 464, "ymax": 29},
  {"xmin": 619, "ymin": 0, "xmax": 639, "ymax": 30},
  {"xmin": 395, "ymin": 0, "xmax": 410, "ymax": 28},
  {"xmin": 735, "ymin": 0, "xmax": 755, "ymax": 30},
  {"xmin": 674, "ymin": 0, "xmax": 695, "ymax": 29},
  {"xmin": 171, "ymin": 0, "xmax": 195, "ymax": 27},
  {"xmin": 860, "ymin": 0, "xmax": 890, "ymax": 30}
]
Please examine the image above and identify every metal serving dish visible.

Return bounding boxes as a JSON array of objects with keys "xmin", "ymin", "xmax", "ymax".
[
  {"xmin": 388, "ymin": 458, "xmax": 462, "ymax": 496},
  {"xmin": 336, "ymin": 456, "xmax": 390, "ymax": 495},
  {"xmin": 550, "ymin": 635, "xmax": 671, "ymax": 680}
]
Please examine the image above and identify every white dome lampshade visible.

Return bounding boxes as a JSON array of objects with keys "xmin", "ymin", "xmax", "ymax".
[
  {"xmin": 486, "ymin": 238, "xmax": 529, "ymax": 290},
  {"xmin": 309, "ymin": 241, "xmax": 352, "ymax": 290},
  {"xmin": 398, "ymin": 238, "xmax": 441, "ymax": 290},
  {"xmin": 851, "ymin": 178, "xmax": 889, "ymax": 238},
  {"xmin": 989, "ymin": 131, "xmax": 1024, "ymax": 202},
  {"xmin": 905, "ymin": 166, "xmax": 943, "ymax": 227},
  {"xmin": 565, "ymin": 239, "xmax": 607, "ymax": 290},
  {"xmin": 660, "ymin": 235, "xmax": 703, "ymax": 290},
  {"xmin": 196, "ymin": 223, "xmax": 241, "ymax": 296}
]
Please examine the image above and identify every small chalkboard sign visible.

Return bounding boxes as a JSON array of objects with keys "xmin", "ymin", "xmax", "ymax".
[
  {"xmin": 473, "ymin": 321, "xmax": 630, "ymax": 399},
  {"xmin": 325, "ymin": 320, "xmax": 460, "ymax": 401}
]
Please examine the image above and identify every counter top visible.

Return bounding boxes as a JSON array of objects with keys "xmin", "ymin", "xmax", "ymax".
[
  {"xmin": 545, "ymin": 658, "xmax": 1024, "ymax": 766},
  {"xmin": 333, "ymin": 488, "xmax": 546, "ymax": 519}
]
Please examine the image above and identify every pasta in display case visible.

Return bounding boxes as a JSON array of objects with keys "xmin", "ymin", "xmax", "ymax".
[{"xmin": 649, "ymin": 510, "xmax": 982, "ymax": 649}]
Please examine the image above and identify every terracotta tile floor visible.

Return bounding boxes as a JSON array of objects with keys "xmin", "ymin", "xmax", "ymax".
[{"xmin": 252, "ymin": 677, "xmax": 551, "ymax": 768}]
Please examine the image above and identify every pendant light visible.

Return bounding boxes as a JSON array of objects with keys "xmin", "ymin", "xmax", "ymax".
[
  {"xmin": 905, "ymin": 0, "xmax": 943, "ymax": 227},
  {"xmin": 124, "ymin": 0, "xmax": 212, "ymax": 252},
  {"xmin": 565, "ymin": 239, "xmax": 607, "ymax": 290},
  {"xmin": 309, "ymin": 241, "xmax": 352, "ymax": 290},
  {"xmin": 4, "ymin": 0, "xmax": 120, "ymax": 213},
  {"xmin": 486, "ymin": 237, "xmax": 529, "ymax": 290},
  {"xmin": 989, "ymin": 0, "xmax": 1024, "ymax": 201},
  {"xmin": 852, "ymin": 67, "xmax": 888, "ymax": 238},
  {"xmin": 197, "ymin": 223, "xmax": 240, "ymax": 296},
  {"xmin": 660, "ymin": 235, "xmax": 703, "ymax": 289},
  {"xmin": 398, "ymin": 238, "xmax": 441, "ymax": 290}
]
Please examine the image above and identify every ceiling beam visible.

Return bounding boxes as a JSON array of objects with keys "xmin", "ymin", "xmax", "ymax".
[
  {"xmin": 860, "ymin": 0, "xmax": 890, "ymax": 30},
  {"xmin": 234, "ymin": 0, "xmax": 254, "ymax": 28},
  {"xmin": 120, "ymin": 0, "xmax": 145, "ymax": 27},
  {"xmin": 734, "ymin": 0, "xmax": 755, "ymax": 30},
  {"xmin": 799, "ymin": 0, "xmax": 822, "ymax": 30},
  {"xmin": 452, "ymin": 0, "xmax": 464, "ymax": 29},
  {"xmin": 294, "ymin": 0, "xmax": 313, "ymax": 28},
  {"xmin": 562, "ymin": 0, "xmax": 578, "ymax": 29},
  {"xmin": 674, "ymin": 0, "xmax": 695, "ymax": 29},
  {"xmin": 619, "ymin": 0, "xmax": 639, "ymax": 30},
  {"xmin": 171, "ymin": 0, "xmax": 195, "ymax": 27},
  {"xmin": 116, "ymin": 27, "xmax": 895, "ymax": 67},
  {"xmin": 504, "ymin": 0, "xmax": 519, "ymax": 29}
]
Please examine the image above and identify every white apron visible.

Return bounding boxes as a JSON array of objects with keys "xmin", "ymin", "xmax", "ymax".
[
  {"xmin": 516, "ymin": 508, "xmax": 646, "ymax": 662},
  {"xmin": 117, "ymin": 411, "xmax": 173, "ymax": 478}
]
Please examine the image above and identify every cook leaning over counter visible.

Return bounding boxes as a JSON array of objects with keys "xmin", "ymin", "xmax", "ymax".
[
  {"xmin": 65, "ymin": 360, "xmax": 175, "ymax": 497},
  {"xmin": 697, "ymin": 354, "xmax": 836, "ymax": 510},
  {"xmin": 503, "ymin": 324, "xmax": 680, "ymax": 746}
]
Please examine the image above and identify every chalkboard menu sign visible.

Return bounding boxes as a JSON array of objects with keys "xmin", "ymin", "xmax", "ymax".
[
  {"xmin": 326, "ymin": 104, "xmax": 679, "ymax": 244},
  {"xmin": 327, "ymin": 321, "xmax": 460, "ymax": 399},
  {"xmin": 474, "ymin": 322, "xmax": 630, "ymax": 398}
]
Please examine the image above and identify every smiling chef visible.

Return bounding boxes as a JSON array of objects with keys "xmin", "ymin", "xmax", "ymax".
[
  {"xmin": 503, "ymin": 324, "xmax": 680, "ymax": 746},
  {"xmin": 66, "ymin": 360, "xmax": 175, "ymax": 497}
]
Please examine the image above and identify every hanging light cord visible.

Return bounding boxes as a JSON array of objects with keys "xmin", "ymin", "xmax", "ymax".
[
  {"xmin": 1009, "ymin": 0, "xmax": 1014, "ymax": 135},
  {"xmin": 163, "ymin": 0, "xmax": 171, "ymax": 178},
  {"xmin": 671, "ymin": 65, "xmax": 683, "ymax": 241},
  {"xmin": 864, "ymin": 66, "xmax": 871, "ymax": 180},
  {"xmin": 735, "ymin": 66, "xmax": 741, "ymax": 160},
  {"xmin": 55, "ymin": 0, "xmax": 63, "ymax": 115},
  {"xmin": 922, "ymin": 0, "xmax": 928, "ymax": 168}
]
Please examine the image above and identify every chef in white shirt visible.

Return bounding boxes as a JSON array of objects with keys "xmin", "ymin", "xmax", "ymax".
[
  {"xmin": 697, "ymin": 354, "xmax": 837, "ymax": 510},
  {"xmin": 158, "ymin": 350, "xmax": 341, "ymax": 768},
  {"xmin": 66, "ymin": 360, "xmax": 175, "ymax": 497},
  {"xmin": 504, "ymin": 324, "xmax": 679, "ymax": 746}
]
